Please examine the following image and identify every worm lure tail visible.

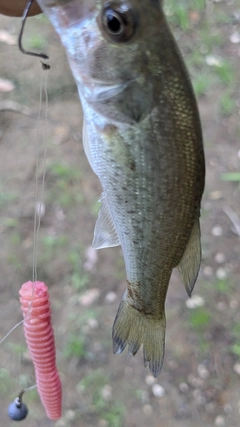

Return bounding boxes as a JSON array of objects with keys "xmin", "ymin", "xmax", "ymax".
[{"xmin": 19, "ymin": 281, "xmax": 62, "ymax": 420}]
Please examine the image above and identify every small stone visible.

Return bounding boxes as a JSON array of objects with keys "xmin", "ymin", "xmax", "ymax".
[
  {"xmin": 209, "ymin": 157, "xmax": 219, "ymax": 167},
  {"xmin": 101, "ymin": 385, "xmax": 112, "ymax": 401},
  {"xmin": 223, "ymin": 404, "xmax": 232, "ymax": 414},
  {"xmin": 145, "ymin": 375, "xmax": 156, "ymax": 386},
  {"xmin": 0, "ymin": 78, "xmax": 15, "ymax": 92},
  {"xmin": 216, "ymin": 268, "xmax": 227, "ymax": 280},
  {"xmin": 142, "ymin": 404, "xmax": 152, "ymax": 415},
  {"xmin": 217, "ymin": 302, "xmax": 227, "ymax": 311},
  {"xmin": 167, "ymin": 360, "xmax": 178, "ymax": 369},
  {"xmin": 206, "ymin": 55, "xmax": 222, "ymax": 66},
  {"xmin": 190, "ymin": 376, "xmax": 204, "ymax": 388},
  {"xmin": 197, "ymin": 396, "xmax": 206, "ymax": 406},
  {"xmin": 78, "ymin": 288, "xmax": 100, "ymax": 306},
  {"xmin": 214, "ymin": 253, "xmax": 226, "ymax": 264},
  {"xmin": 214, "ymin": 415, "xmax": 225, "ymax": 426},
  {"xmin": 179, "ymin": 382, "xmax": 189, "ymax": 393},
  {"xmin": 185, "ymin": 295, "xmax": 205, "ymax": 309},
  {"xmin": 233, "ymin": 363, "xmax": 240, "ymax": 375},
  {"xmin": 104, "ymin": 291, "xmax": 117, "ymax": 304},
  {"xmin": 55, "ymin": 207, "xmax": 65, "ymax": 221},
  {"xmin": 21, "ymin": 351, "xmax": 32, "ymax": 364},
  {"xmin": 65, "ymin": 410, "xmax": 75, "ymax": 420},
  {"xmin": 206, "ymin": 402, "xmax": 217, "ymax": 414},
  {"xmin": 55, "ymin": 420, "xmax": 65, "ymax": 427},
  {"xmin": 203, "ymin": 201, "xmax": 212, "ymax": 211},
  {"xmin": 209, "ymin": 191, "xmax": 222, "ymax": 200},
  {"xmin": 84, "ymin": 246, "xmax": 98, "ymax": 272},
  {"xmin": 87, "ymin": 318, "xmax": 99, "ymax": 329},
  {"xmin": 193, "ymin": 389, "xmax": 202, "ymax": 400},
  {"xmin": 52, "ymin": 125, "xmax": 70, "ymax": 145},
  {"xmin": 0, "ymin": 30, "xmax": 17, "ymax": 45},
  {"xmin": 230, "ymin": 32, "xmax": 240, "ymax": 44},
  {"xmin": 197, "ymin": 364, "xmax": 210, "ymax": 379},
  {"xmin": 203, "ymin": 266, "xmax": 214, "ymax": 278},
  {"xmin": 152, "ymin": 384, "xmax": 165, "ymax": 398},
  {"xmin": 230, "ymin": 300, "xmax": 238, "ymax": 309},
  {"xmin": 98, "ymin": 420, "xmax": 108, "ymax": 427},
  {"xmin": 212, "ymin": 226, "xmax": 223, "ymax": 237}
]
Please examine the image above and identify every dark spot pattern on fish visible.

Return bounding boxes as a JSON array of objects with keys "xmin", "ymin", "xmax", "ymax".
[{"xmin": 130, "ymin": 161, "xmax": 136, "ymax": 171}]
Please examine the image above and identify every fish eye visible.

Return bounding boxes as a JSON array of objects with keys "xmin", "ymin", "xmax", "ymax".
[
  {"xmin": 101, "ymin": 5, "xmax": 137, "ymax": 42},
  {"xmin": 104, "ymin": 10, "xmax": 124, "ymax": 35}
]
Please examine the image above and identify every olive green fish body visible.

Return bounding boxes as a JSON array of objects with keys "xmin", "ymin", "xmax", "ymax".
[{"xmin": 37, "ymin": 0, "xmax": 205, "ymax": 376}]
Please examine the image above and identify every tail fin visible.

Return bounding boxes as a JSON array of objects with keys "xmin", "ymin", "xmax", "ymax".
[{"xmin": 112, "ymin": 294, "xmax": 166, "ymax": 378}]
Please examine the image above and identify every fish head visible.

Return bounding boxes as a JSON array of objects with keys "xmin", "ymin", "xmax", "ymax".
[{"xmin": 37, "ymin": 0, "xmax": 165, "ymax": 89}]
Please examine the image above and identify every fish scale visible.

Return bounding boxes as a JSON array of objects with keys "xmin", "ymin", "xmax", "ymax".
[{"xmin": 37, "ymin": 0, "xmax": 205, "ymax": 377}]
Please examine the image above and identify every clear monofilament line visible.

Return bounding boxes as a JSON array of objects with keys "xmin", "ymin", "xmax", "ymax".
[
  {"xmin": 0, "ymin": 320, "xmax": 24, "ymax": 346},
  {"xmin": 0, "ymin": 69, "xmax": 50, "ymax": 346},
  {"xmin": 32, "ymin": 68, "xmax": 49, "ymax": 285}
]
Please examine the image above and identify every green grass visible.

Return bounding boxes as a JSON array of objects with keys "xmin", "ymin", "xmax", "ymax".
[
  {"xmin": 214, "ymin": 279, "xmax": 229, "ymax": 295},
  {"xmin": 0, "ymin": 368, "xmax": 14, "ymax": 397},
  {"xmin": 47, "ymin": 162, "xmax": 83, "ymax": 208},
  {"xmin": 222, "ymin": 172, "xmax": 240, "ymax": 190},
  {"xmin": 165, "ymin": 0, "xmax": 206, "ymax": 29},
  {"xmin": 231, "ymin": 344, "xmax": 240, "ymax": 358},
  {"xmin": 193, "ymin": 73, "xmax": 212, "ymax": 97},
  {"xmin": 219, "ymin": 92, "xmax": 235, "ymax": 116},
  {"xmin": 77, "ymin": 370, "xmax": 126, "ymax": 426},
  {"xmin": 215, "ymin": 60, "xmax": 234, "ymax": 85},
  {"xmin": 68, "ymin": 247, "xmax": 90, "ymax": 292},
  {"xmin": 29, "ymin": 35, "xmax": 47, "ymax": 51},
  {"xmin": 63, "ymin": 334, "xmax": 87, "ymax": 359},
  {"xmin": 187, "ymin": 307, "xmax": 211, "ymax": 331},
  {"xmin": 222, "ymin": 172, "xmax": 240, "ymax": 182},
  {"xmin": 1, "ymin": 218, "xmax": 18, "ymax": 228},
  {"xmin": 0, "ymin": 186, "xmax": 16, "ymax": 208}
]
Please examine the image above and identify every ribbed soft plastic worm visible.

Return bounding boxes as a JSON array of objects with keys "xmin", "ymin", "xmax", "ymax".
[{"xmin": 19, "ymin": 281, "xmax": 62, "ymax": 420}]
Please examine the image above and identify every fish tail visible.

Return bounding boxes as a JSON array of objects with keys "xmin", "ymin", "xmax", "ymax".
[{"xmin": 112, "ymin": 294, "xmax": 166, "ymax": 378}]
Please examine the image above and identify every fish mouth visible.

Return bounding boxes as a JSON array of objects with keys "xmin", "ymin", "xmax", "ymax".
[{"xmin": 79, "ymin": 76, "xmax": 138, "ymax": 102}]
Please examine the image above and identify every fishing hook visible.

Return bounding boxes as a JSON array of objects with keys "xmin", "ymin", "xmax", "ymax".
[{"xmin": 19, "ymin": 0, "xmax": 49, "ymax": 63}]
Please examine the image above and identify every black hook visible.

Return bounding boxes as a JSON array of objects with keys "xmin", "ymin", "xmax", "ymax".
[{"xmin": 19, "ymin": 0, "xmax": 49, "ymax": 61}]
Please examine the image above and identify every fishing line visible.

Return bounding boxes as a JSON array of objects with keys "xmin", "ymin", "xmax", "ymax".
[
  {"xmin": 0, "ymin": 320, "xmax": 24, "ymax": 346},
  {"xmin": 32, "ymin": 67, "xmax": 49, "ymax": 285},
  {"xmin": 0, "ymin": 68, "xmax": 49, "ymax": 346}
]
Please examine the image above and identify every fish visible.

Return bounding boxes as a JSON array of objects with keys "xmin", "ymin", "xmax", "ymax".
[{"xmin": 37, "ymin": 0, "xmax": 205, "ymax": 377}]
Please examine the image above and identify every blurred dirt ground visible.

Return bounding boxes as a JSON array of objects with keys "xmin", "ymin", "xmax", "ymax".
[{"xmin": 0, "ymin": 2, "xmax": 240, "ymax": 426}]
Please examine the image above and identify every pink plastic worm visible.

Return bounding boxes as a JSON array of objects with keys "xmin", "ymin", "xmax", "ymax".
[{"xmin": 19, "ymin": 281, "xmax": 62, "ymax": 420}]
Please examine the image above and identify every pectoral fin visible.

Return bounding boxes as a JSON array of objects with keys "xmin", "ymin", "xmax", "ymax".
[
  {"xmin": 177, "ymin": 218, "xmax": 201, "ymax": 297},
  {"xmin": 92, "ymin": 194, "xmax": 120, "ymax": 249}
]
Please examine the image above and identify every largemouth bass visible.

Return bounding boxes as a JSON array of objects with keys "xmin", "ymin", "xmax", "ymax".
[{"xmin": 37, "ymin": 0, "xmax": 205, "ymax": 377}]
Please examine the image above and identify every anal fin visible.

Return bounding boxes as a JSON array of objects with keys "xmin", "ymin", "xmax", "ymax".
[
  {"xmin": 92, "ymin": 194, "xmax": 120, "ymax": 249},
  {"xmin": 177, "ymin": 217, "xmax": 202, "ymax": 297}
]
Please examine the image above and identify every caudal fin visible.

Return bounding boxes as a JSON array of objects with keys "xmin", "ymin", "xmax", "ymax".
[{"xmin": 112, "ymin": 295, "xmax": 166, "ymax": 378}]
